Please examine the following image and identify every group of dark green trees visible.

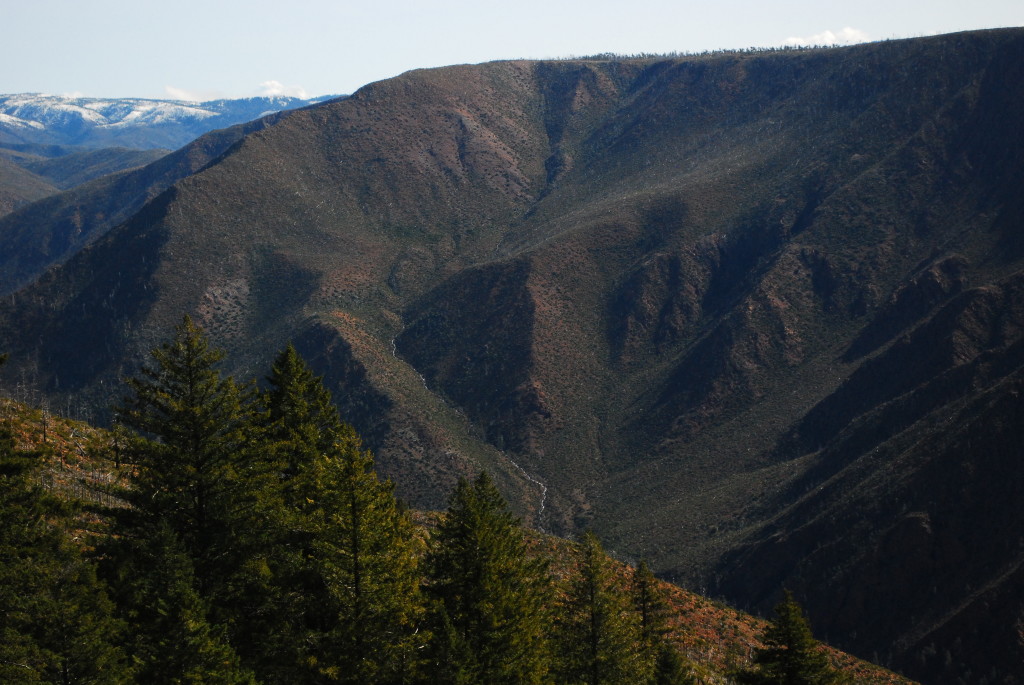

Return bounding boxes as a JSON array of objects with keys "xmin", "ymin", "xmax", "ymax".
[
  {"xmin": 102, "ymin": 317, "xmax": 428, "ymax": 684},
  {"xmin": 0, "ymin": 320, "xmax": 841, "ymax": 684},
  {"xmin": 0, "ymin": 319, "xmax": 691, "ymax": 684}
]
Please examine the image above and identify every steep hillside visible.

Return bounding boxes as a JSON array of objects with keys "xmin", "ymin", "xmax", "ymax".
[
  {"xmin": 1, "ymin": 29, "xmax": 1023, "ymax": 683},
  {"xmin": 711, "ymin": 275, "xmax": 1024, "ymax": 682},
  {"xmin": 9, "ymin": 145, "xmax": 170, "ymax": 190},
  {"xmin": 0, "ymin": 393, "xmax": 912, "ymax": 684},
  {"xmin": 0, "ymin": 144, "xmax": 169, "ymax": 218},
  {"xmin": 0, "ymin": 93, "xmax": 334, "ymax": 222},
  {"xmin": 0, "ymin": 114, "xmax": 291, "ymax": 294},
  {"xmin": 0, "ymin": 152, "xmax": 56, "ymax": 215}
]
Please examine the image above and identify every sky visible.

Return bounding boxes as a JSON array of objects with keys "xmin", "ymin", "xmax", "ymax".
[{"xmin": 2, "ymin": 0, "xmax": 1021, "ymax": 101}]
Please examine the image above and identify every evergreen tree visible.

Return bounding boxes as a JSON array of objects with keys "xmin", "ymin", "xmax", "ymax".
[
  {"xmin": 303, "ymin": 427, "xmax": 425, "ymax": 684},
  {"xmin": 262, "ymin": 343, "xmax": 343, "ymax": 468},
  {"xmin": 736, "ymin": 590, "xmax": 840, "ymax": 685},
  {"xmin": 106, "ymin": 316, "xmax": 264, "ymax": 678},
  {"xmin": 423, "ymin": 472, "xmax": 552, "ymax": 684},
  {"xmin": 554, "ymin": 532, "xmax": 653, "ymax": 685},
  {"xmin": 633, "ymin": 561, "xmax": 670, "ymax": 649},
  {"xmin": 109, "ymin": 332, "xmax": 427, "ymax": 682},
  {"xmin": 258, "ymin": 342, "xmax": 345, "ymax": 521},
  {"xmin": 0, "ymin": 400, "xmax": 129, "ymax": 683},
  {"xmin": 114, "ymin": 315, "xmax": 257, "ymax": 593},
  {"xmin": 111, "ymin": 523, "xmax": 255, "ymax": 685},
  {"xmin": 253, "ymin": 344, "xmax": 425, "ymax": 683},
  {"xmin": 652, "ymin": 643, "xmax": 696, "ymax": 685},
  {"xmin": 225, "ymin": 343, "xmax": 341, "ymax": 680},
  {"xmin": 632, "ymin": 561, "xmax": 696, "ymax": 685}
]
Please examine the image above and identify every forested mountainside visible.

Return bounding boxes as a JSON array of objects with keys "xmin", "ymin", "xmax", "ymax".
[
  {"xmin": 0, "ymin": 151, "xmax": 58, "ymax": 215},
  {"xmin": 0, "ymin": 333, "xmax": 912, "ymax": 684},
  {"xmin": 0, "ymin": 146, "xmax": 169, "ymax": 219},
  {"xmin": 1, "ymin": 28, "xmax": 1022, "ymax": 683}
]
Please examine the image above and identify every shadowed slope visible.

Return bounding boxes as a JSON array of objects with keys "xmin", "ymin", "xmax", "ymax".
[
  {"xmin": 0, "ymin": 153, "xmax": 56, "ymax": 215},
  {"xmin": 0, "ymin": 115, "xmax": 289, "ymax": 294},
  {"xmin": 1, "ymin": 30, "xmax": 1024, "ymax": 682}
]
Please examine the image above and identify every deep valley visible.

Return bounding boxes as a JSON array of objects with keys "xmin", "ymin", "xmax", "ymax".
[{"xmin": 2, "ymin": 28, "xmax": 1023, "ymax": 683}]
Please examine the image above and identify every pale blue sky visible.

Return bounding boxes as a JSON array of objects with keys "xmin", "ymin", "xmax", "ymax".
[{"xmin": 2, "ymin": 0, "xmax": 1021, "ymax": 100}]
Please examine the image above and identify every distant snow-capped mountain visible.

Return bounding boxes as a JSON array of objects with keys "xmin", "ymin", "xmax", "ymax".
[{"xmin": 0, "ymin": 93, "xmax": 340, "ymax": 150}]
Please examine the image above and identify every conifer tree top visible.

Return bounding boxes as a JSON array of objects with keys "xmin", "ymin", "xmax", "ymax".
[{"xmin": 737, "ymin": 590, "xmax": 840, "ymax": 685}]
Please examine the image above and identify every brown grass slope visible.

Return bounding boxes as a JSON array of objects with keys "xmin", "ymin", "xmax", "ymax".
[{"xmin": 1, "ymin": 28, "xmax": 1023, "ymax": 683}]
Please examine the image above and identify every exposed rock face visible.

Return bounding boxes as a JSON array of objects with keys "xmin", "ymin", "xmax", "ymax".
[{"xmin": 2, "ymin": 29, "xmax": 1024, "ymax": 683}]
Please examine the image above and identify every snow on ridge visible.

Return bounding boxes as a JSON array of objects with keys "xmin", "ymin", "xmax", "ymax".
[
  {"xmin": 0, "ymin": 111, "xmax": 45, "ymax": 129},
  {"xmin": 103, "ymin": 102, "xmax": 220, "ymax": 128},
  {"xmin": 0, "ymin": 93, "xmax": 328, "ymax": 147},
  {"xmin": 0, "ymin": 94, "xmax": 297, "ymax": 128},
  {"xmin": 0, "ymin": 95, "xmax": 224, "ymax": 127}
]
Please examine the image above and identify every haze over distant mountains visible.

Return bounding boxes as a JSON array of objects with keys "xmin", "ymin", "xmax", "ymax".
[{"xmin": 1, "ymin": 29, "xmax": 1023, "ymax": 684}]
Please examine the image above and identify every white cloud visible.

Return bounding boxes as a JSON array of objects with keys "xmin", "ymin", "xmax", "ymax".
[
  {"xmin": 784, "ymin": 27, "xmax": 870, "ymax": 47},
  {"xmin": 162, "ymin": 83, "xmax": 309, "ymax": 102},
  {"xmin": 258, "ymin": 80, "xmax": 308, "ymax": 99},
  {"xmin": 164, "ymin": 85, "xmax": 223, "ymax": 102}
]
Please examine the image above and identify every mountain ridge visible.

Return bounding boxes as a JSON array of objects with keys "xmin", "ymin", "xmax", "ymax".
[
  {"xmin": 0, "ymin": 93, "xmax": 340, "ymax": 218},
  {"xmin": 1, "ymin": 29, "xmax": 1023, "ymax": 683},
  {"xmin": 0, "ymin": 93, "xmax": 339, "ymax": 149}
]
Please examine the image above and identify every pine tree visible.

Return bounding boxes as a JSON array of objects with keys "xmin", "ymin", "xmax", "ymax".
[
  {"xmin": 736, "ymin": 590, "xmax": 840, "ymax": 685},
  {"xmin": 106, "ymin": 316, "xmax": 263, "ymax": 678},
  {"xmin": 254, "ymin": 344, "xmax": 425, "ymax": 683},
  {"xmin": 652, "ymin": 644, "xmax": 696, "ymax": 685},
  {"xmin": 228, "ymin": 343, "xmax": 344, "ymax": 681},
  {"xmin": 632, "ymin": 561, "xmax": 696, "ymax": 685},
  {"xmin": 108, "ymin": 332, "xmax": 427, "ymax": 682},
  {"xmin": 111, "ymin": 523, "xmax": 255, "ymax": 685},
  {"xmin": 633, "ymin": 561, "xmax": 670, "ymax": 649},
  {"xmin": 424, "ymin": 472, "xmax": 552, "ymax": 684},
  {"xmin": 554, "ymin": 532, "xmax": 654, "ymax": 685},
  {"xmin": 304, "ymin": 427, "xmax": 425, "ymax": 684},
  {"xmin": 114, "ymin": 315, "xmax": 257, "ymax": 593},
  {"xmin": 258, "ymin": 343, "xmax": 345, "ymax": 523},
  {"xmin": 263, "ymin": 343, "xmax": 343, "ymax": 468}
]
